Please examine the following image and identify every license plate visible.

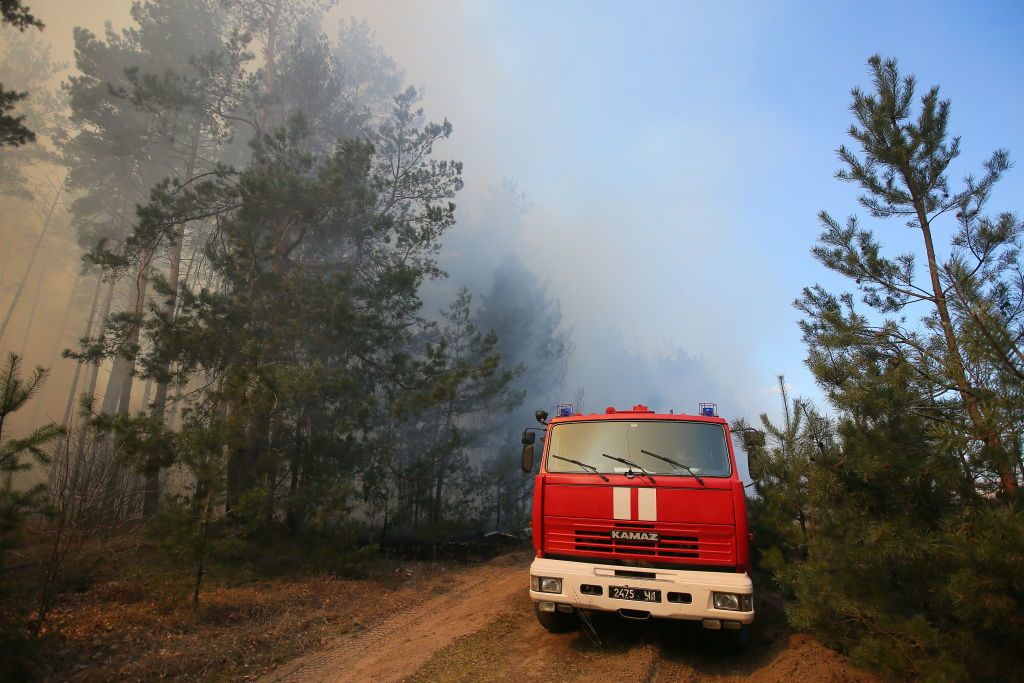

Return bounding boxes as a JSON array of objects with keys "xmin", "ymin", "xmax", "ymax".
[{"xmin": 609, "ymin": 586, "xmax": 661, "ymax": 602}]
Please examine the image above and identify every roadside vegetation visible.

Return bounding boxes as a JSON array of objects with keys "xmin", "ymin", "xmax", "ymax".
[
  {"xmin": 1, "ymin": 0, "xmax": 566, "ymax": 675},
  {"xmin": 736, "ymin": 57, "xmax": 1023, "ymax": 681},
  {"xmin": 0, "ymin": 0, "xmax": 1020, "ymax": 681}
]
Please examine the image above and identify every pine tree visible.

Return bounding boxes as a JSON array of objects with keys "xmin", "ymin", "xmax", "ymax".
[
  {"xmin": 753, "ymin": 54, "xmax": 1024, "ymax": 680},
  {"xmin": 0, "ymin": 353, "xmax": 61, "ymax": 571},
  {"xmin": 107, "ymin": 75, "xmax": 465, "ymax": 529},
  {"xmin": 733, "ymin": 375, "xmax": 821, "ymax": 576},
  {"xmin": 474, "ymin": 254, "xmax": 572, "ymax": 527},
  {"xmin": 806, "ymin": 55, "xmax": 1021, "ymax": 497},
  {"xmin": 0, "ymin": 29, "xmax": 65, "ymax": 198},
  {"xmin": 0, "ymin": 0, "xmax": 44, "ymax": 148}
]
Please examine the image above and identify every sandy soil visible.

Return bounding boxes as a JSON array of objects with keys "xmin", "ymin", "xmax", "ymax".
[
  {"xmin": 33, "ymin": 553, "xmax": 468, "ymax": 681},
  {"xmin": 261, "ymin": 553, "xmax": 876, "ymax": 683}
]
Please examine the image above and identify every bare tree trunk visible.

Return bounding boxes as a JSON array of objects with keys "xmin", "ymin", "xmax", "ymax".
[
  {"xmin": 0, "ymin": 180, "xmax": 63, "ymax": 343},
  {"xmin": 96, "ymin": 252, "xmax": 151, "ymax": 519},
  {"xmin": 166, "ymin": 384, "xmax": 184, "ymax": 431},
  {"xmin": 48, "ymin": 268, "xmax": 84, "ymax": 361},
  {"xmin": 17, "ymin": 255, "xmax": 47, "ymax": 357},
  {"xmin": 287, "ymin": 413, "xmax": 313, "ymax": 536},
  {"xmin": 54, "ymin": 275, "xmax": 103, "ymax": 464},
  {"xmin": 193, "ymin": 482, "xmax": 213, "ymax": 608},
  {"xmin": 87, "ymin": 278, "xmax": 123, "ymax": 517},
  {"xmin": 79, "ymin": 278, "xmax": 115, "ymax": 419},
  {"xmin": 141, "ymin": 377, "xmax": 152, "ymax": 408},
  {"xmin": 116, "ymin": 250, "xmax": 152, "ymax": 416},
  {"xmin": 100, "ymin": 356, "xmax": 129, "ymax": 415},
  {"xmin": 64, "ymin": 276, "xmax": 118, "ymax": 484},
  {"xmin": 286, "ymin": 457, "xmax": 300, "ymax": 536},
  {"xmin": 164, "ymin": 244, "xmax": 205, "ymax": 432},
  {"xmin": 144, "ymin": 124, "xmax": 200, "ymax": 516}
]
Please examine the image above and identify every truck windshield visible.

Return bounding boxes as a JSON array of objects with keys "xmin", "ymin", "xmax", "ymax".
[{"xmin": 545, "ymin": 420, "xmax": 732, "ymax": 477}]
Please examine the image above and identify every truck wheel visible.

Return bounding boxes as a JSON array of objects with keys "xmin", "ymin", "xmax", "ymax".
[
  {"xmin": 534, "ymin": 604, "xmax": 575, "ymax": 633},
  {"xmin": 724, "ymin": 624, "xmax": 750, "ymax": 651}
]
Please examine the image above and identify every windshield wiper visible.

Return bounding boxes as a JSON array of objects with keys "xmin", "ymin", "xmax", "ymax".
[
  {"xmin": 551, "ymin": 454, "xmax": 610, "ymax": 482},
  {"xmin": 601, "ymin": 453, "xmax": 656, "ymax": 484},
  {"xmin": 640, "ymin": 448, "xmax": 704, "ymax": 486}
]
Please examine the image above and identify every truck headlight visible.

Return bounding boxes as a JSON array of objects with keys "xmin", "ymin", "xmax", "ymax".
[
  {"xmin": 713, "ymin": 592, "xmax": 752, "ymax": 611},
  {"xmin": 531, "ymin": 576, "xmax": 562, "ymax": 594}
]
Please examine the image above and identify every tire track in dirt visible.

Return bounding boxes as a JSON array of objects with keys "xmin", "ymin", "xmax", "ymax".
[
  {"xmin": 406, "ymin": 590, "xmax": 661, "ymax": 683},
  {"xmin": 264, "ymin": 554, "xmax": 877, "ymax": 683},
  {"xmin": 403, "ymin": 581, "xmax": 878, "ymax": 683},
  {"xmin": 261, "ymin": 554, "xmax": 528, "ymax": 683}
]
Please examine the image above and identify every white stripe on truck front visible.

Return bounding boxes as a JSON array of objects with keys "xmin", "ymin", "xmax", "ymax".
[
  {"xmin": 613, "ymin": 487, "xmax": 631, "ymax": 519},
  {"xmin": 612, "ymin": 487, "xmax": 657, "ymax": 521},
  {"xmin": 637, "ymin": 488, "xmax": 657, "ymax": 521}
]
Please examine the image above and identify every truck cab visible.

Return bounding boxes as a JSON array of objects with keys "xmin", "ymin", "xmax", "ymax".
[{"xmin": 521, "ymin": 403, "xmax": 753, "ymax": 636}]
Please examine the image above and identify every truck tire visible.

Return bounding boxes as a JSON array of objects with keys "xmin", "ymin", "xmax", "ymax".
[
  {"xmin": 534, "ymin": 604, "xmax": 575, "ymax": 633},
  {"xmin": 723, "ymin": 624, "xmax": 750, "ymax": 651}
]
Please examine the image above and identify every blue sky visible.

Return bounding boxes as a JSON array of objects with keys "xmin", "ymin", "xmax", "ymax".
[
  {"xmin": 334, "ymin": 0, "xmax": 1024, "ymax": 420},
  {"xmin": 35, "ymin": 0, "xmax": 1024, "ymax": 422}
]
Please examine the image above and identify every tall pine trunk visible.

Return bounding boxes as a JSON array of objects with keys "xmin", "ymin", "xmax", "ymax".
[
  {"xmin": 165, "ymin": 240, "xmax": 205, "ymax": 432},
  {"xmin": 100, "ymin": 356, "xmax": 129, "ymax": 415},
  {"xmin": 144, "ymin": 124, "xmax": 201, "ymax": 516},
  {"xmin": 116, "ymin": 250, "xmax": 152, "ymax": 416},
  {"xmin": 16, "ymin": 255, "xmax": 47, "ymax": 357},
  {"xmin": 0, "ymin": 181, "xmax": 62, "ymax": 343},
  {"xmin": 47, "ymin": 269, "xmax": 84, "ymax": 366},
  {"xmin": 908, "ymin": 183, "xmax": 1018, "ymax": 497},
  {"xmin": 58, "ymin": 274, "xmax": 103, "ymax": 441},
  {"xmin": 98, "ymin": 251, "xmax": 152, "ymax": 518},
  {"xmin": 83, "ymin": 278, "xmax": 116, "ymax": 418},
  {"xmin": 30, "ymin": 267, "xmax": 84, "ymax": 428}
]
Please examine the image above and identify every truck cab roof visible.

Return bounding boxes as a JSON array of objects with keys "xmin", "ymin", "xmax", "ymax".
[{"xmin": 549, "ymin": 404, "xmax": 728, "ymax": 426}]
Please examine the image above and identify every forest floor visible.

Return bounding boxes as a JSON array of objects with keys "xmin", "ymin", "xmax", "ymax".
[
  {"xmin": 263, "ymin": 551, "xmax": 876, "ymax": 683},
  {"xmin": 21, "ymin": 545, "xmax": 876, "ymax": 682}
]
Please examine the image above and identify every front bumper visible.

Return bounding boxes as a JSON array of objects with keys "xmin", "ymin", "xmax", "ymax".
[{"xmin": 528, "ymin": 557, "xmax": 754, "ymax": 624}]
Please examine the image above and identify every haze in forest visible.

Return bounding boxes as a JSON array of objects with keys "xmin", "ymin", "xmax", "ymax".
[
  {"xmin": 3, "ymin": 3, "xmax": 1024, "ymax": 678},
  {"xmin": 3, "ymin": 0, "xmax": 1023, "ymax": 441}
]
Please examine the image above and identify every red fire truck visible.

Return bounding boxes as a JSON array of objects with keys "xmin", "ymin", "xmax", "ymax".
[{"xmin": 521, "ymin": 402, "xmax": 753, "ymax": 639}]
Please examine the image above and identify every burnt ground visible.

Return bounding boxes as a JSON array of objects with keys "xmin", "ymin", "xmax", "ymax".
[
  {"xmin": 15, "ymin": 547, "xmax": 875, "ymax": 682},
  {"xmin": 263, "ymin": 552, "xmax": 876, "ymax": 683}
]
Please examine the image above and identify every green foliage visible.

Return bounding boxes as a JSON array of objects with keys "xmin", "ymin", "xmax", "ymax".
[
  {"xmin": 0, "ymin": 353, "xmax": 62, "ymax": 570},
  {"xmin": 804, "ymin": 53, "xmax": 1021, "ymax": 497},
  {"xmin": 734, "ymin": 375, "xmax": 821, "ymax": 581},
  {"xmin": 0, "ymin": 352, "xmax": 62, "ymax": 671},
  {"xmin": 74, "ymin": 9, "xmax": 517, "ymax": 547},
  {"xmin": 0, "ymin": 31, "xmax": 66, "ymax": 198},
  {"xmin": 474, "ymin": 254, "xmax": 573, "ymax": 529},
  {"xmin": 0, "ymin": 0, "xmax": 42, "ymax": 31},
  {"xmin": 0, "ymin": 0, "xmax": 44, "ymax": 149},
  {"xmin": 49, "ymin": 2, "xmax": 567, "ymax": 617},
  {"xmin": 750, "ymin": 55, "xmax": 1024, "ymax": 681},
  {"xmin": 0, "ymin": 87, "xmax": 33, "ymax": 147}
]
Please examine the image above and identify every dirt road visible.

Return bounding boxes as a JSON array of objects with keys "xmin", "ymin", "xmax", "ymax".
[{"xmin": 262, "ymin": 553, "xmax": 874, "ymax": 683}]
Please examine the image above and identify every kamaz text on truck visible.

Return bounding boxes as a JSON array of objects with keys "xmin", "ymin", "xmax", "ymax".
[{"xmin": 520, "ymin": 402, "xmax": 753, "ymax": 641}]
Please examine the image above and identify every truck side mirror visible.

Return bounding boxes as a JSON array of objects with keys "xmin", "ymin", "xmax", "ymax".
[
  {"xmin": 521, "ymin": 429, "xmax": 536, "ymax": 446},
  {"xmin": 521, "ymin": 444, "xmax": 535, "ymax": 473},
  {"xmin": 744, "ymin": 430, "xmax": 766, "ymax": 479},
  {"xmin": 746, "ymin": 449, "xmax": 761, "ymax": 479},
  {"xmin": 731, "ymin": 426, "xmax": 765, "ymax": 480}
]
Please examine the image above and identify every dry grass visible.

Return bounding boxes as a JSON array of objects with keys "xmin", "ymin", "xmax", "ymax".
[{"xmin": 2, "ymin": 531, "xmax": 467, "ymax": 682}]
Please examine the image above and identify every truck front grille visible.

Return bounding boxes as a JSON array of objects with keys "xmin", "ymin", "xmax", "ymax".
[
  {"xmin": 574, "ymin": 526, "xmax": 699, "ymax": 558},
  {"xmin": 544, "ymin": 518, "xmax": 735, "ymax": 566}
]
